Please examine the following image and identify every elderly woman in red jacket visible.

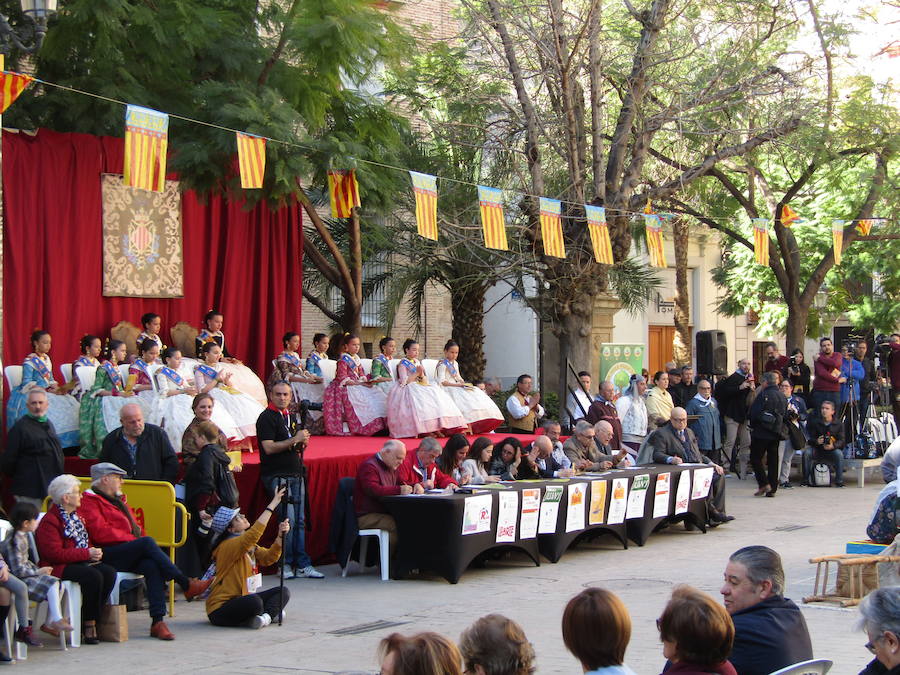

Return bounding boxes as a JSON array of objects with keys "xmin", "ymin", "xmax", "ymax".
[{"xmin": 35, "ymin": 474, "xmax": 116, "ymax": 645}]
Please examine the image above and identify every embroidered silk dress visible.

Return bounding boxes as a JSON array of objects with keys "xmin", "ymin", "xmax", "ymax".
[
  {"xmin": 193, "ymin": 363, "xmax": 264, "ymax": 438},
  {"xmin": 370, "ymin": 354, "xmax": 394, "ymax": 395},
  {"xmin": 71, "ymin": 355, "xmax": 100, "ymax": 399},
  {"xmin": 155, "ymin": 364, "xmax": 240, "ymax": 451},
  {"xmin": 386, "ymin": 358, "xmax": 467, "ymax": 438},
  {"xmin": 79, "ymin": 360, "xmax": 129, "ymax": 458},
  {"xmin": 196, "ymin": 330, "xmax": 267, "ymax": 406},
  {"xmin": 435, "ymin": 358, "xmax": 503, "ymax": 434},
  {"xmin": 272, "ymin": 351, "xmax": 324, "ymax": 419},
  {"xmin": 6, "ymin": 353, "xmax": 80, "ymax": 447},
  {"xmin": 322, "ymin": 353, "xmax": 387, "ymax": 436},
  {"xmin": 126, "ymin": 358, "xmax": 162, "ymax": 426}
]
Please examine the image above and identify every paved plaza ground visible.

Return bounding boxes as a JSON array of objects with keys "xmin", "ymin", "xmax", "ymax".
[{"xmin": 11, "ymin": 467, "xmax": 890, "ymax": 674}]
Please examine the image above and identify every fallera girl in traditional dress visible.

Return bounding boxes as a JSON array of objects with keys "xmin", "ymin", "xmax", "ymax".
[
  {"xmin": 128, "ymin": 339, "xmax": 162, "ymax": 425},
  {"xmin": 71, "ymin": 335, "xmax": 102, "ymax": 399},
  {"xmin": 156, "ymin": 347, "xmax": 239, "ymax": 452},
  {"xmin": 386, "ymin": 339, "xmax": 466, "ymax": 438},
  {"xmin": 79, "ymin": 340, "xmax": 142, "ymax": 458},
  {"xmin": 137, "ymin": 312, "xmax": 165, "ymax": 353},
  {"xmin": 304, "ymin": 333, "xmax": 330, "ymax": 380},
  {"xmin": 271, "ymin": 332, "xmax": 324, "ymax": 416},
  {"xmin": 435, "ymin": 340, "xmax": 503, "ymax": 434},
  {"xmin": 369, "ymin": 336, "xmax": 396, "ymax": 395},
  {"xmin": 194, "ymin": 342, "xmax": 264, "ymax": 439},
  {"xmin": 195, "ymin": 310, "xmax": 267, "ymax": 406},
  {"xmin": 6, "ymin": 331, "xmax": 80, "ymax": 447},
  {"xmin": 322, "ymin": 334, "xmax": 387, "ymax": 436}
]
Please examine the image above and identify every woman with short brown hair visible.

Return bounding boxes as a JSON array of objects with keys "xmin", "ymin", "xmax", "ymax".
[
  {"xmin": 378, "ymin": 632, "xmax": 462, "ymax": 675},
  {"xmin": 562, "ymin": 588, "xmax": 635, "ymax": 674},
  {"xmin": 657, "ymin": 585, "xmax": 736, "ymax": 674},
  {"xmin": 459, "ymin": 614, "xmax": 535, "ymax": 675}
]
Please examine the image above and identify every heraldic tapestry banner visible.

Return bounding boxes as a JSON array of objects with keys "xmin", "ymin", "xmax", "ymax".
[{"xmin": 102, "ymin": 173, "xmax": 184, "ymax": 297}]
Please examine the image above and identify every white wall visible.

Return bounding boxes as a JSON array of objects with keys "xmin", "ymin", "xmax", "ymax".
[{"xmin": 482, "ymin": 278, "xmax": 540, "ymax": 389}]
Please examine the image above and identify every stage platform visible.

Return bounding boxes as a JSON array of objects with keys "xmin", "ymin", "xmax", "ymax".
[{"xmin": 64, "ymin": 432, "xmax": 540, "ymax": 563}]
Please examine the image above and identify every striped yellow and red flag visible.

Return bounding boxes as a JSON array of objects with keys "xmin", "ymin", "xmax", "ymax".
[
  {"xmin": 478, "ymin": 186, "xmax": 507, "ymax": 251},
  {"xmin": 124, "ymin": 105, "xmax": 169, "ymax": 192},
  {"xmin": 409, "ymin": 171, "xmax": 438, "ymax": 240},
  {"xmin": 539, "ymin": 197, "xmax": 566, "ymax": 258},
  {"xmin": 0, "ymin": 68, "xmax": 33, "ymax": 114},
  {"xmin": 856, "ymin": 219, "xmax": 874, "ymax": 236},
  {"xmin": 236, "ymin": 132, "xmax": 266, "ymax": 189},
  {"xmin": 327, "ymin": 169, "xmax": 361, "ymax": 218},
  {"xmin": 780, "ymin": 204, "xmax": 801, "ymax": 227},
  {"xmin": 585, "ymin": 205, "xmax": 614, "ymax": 264},
  {"xmin": 833, "ymin": 220, "xmax": 845, "ymax": 265},
  {"xmin": 643, "ymin": 214, "xmax": 667, "ymax": 268},
  {"xmin": 752, "ymin": 218, "xmax": 769, "ymax": 266}
]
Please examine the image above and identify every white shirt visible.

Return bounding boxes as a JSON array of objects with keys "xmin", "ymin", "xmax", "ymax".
[
  {"xmin": 551, "ymin": 441, "xmax": 572, "ymax": 469},
  {"xmin": 506, "ymin": 394, "xmax": 545, "ymax": 420},
  {"xmin": 564, "ymin": 389, "xmax": 592, "ymax": 424}
]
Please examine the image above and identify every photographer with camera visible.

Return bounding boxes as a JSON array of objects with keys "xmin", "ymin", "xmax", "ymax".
[
  {"xmin": 764, "ymin": 343, "xmax": 790, "ymax": 377},
  {"xmin": 856, "ymin": 341, "xmax": 877, "ymax": 427},
  {"xmin": 256, "ymin": 381, "xmax": 323, "ymax": 579},
  {"xmin": 786, "ymin": 349, "xmax": 811, "ymax": 409},
  {"xmin": 811, "ymin": 337, "xmax": 844, "ymax": 419},
  {"xmin": 802, "ymin": 400, "xmax": 845, "ymax": 487}
]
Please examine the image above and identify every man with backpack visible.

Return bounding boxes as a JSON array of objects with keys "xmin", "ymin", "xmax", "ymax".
[
  {"xmin": 748, "ymin": 372, "xmax": 788, "ymax": 497},
  {"xmin": 803, "ymin": 400, "xmax": 846, "ymax": 487}
]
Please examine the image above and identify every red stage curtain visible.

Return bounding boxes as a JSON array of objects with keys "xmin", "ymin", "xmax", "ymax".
[{"xmin": 1, "ymin": 129, "xmax": 302, "ymax": 390}]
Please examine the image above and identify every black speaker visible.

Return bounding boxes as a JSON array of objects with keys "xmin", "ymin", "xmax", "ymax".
[{"xmin": 697, "ymin": 330, "xmax": 728, "ymax": 376}]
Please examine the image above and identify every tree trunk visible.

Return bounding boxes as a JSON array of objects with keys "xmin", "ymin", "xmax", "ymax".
[
  {"xmin": 555, "ymin": 309, "xmax": 593, "ymax": 415},
  {"xmin": 672, "ymin": 217, "xmax": 691, "ymax": 365},
  {"xmin": 784, "ymin": 297, "xmax": 809, "ymax": 354},
  {"xmin": 450, "ymin": 283, "xmax": 488, "ymax": 382}
]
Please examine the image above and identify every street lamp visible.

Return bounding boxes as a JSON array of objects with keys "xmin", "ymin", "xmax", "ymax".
[{"xmin": 0, "ymin": 0, "xmax": 58, "ymax": 55}]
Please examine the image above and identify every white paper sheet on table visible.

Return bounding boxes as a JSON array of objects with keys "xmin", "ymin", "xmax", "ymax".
[
  {"xmin": 565, "ymin": 483, "xmax": 587, "ymax": 532},
  {"xmin": 691, "ymin": 467, "xmax": 715, "ymax": 500},
  {"xmin": 674, "ymin": 470, "xmax": 691, "ymax": 514},
  {"xmin": 519, "ymin": 488, "xmax": 540, "ymax": 539},
  {"xmin": 607, "ymin": 478, "xmax": 629, "ymax": 524},
  {"xmin": 625, "ymin": 474, "xmax": 650, "ymax": 519},
  {"xmin": 461, "ymin": 494, "xmax": 493, "ymax": 535},
  {"xmin": 653, "ymin": 472, "xmax": 672, "ymax": 518},
  {"xmin": 496, "ymin": 491, "xmax": 519, "ymax": 543},
  {"xmin": 538, "ymin": 485, "xmax": 564, "ymax": 534}
]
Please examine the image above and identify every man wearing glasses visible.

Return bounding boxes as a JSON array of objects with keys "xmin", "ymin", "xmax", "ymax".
[
  {"xmin": 685, "ymin": 379, "xmax": 723, "ymax": 465},
  {"xmin": 858, "ymin": 587, "xmax": 900, "ymax": 674}
]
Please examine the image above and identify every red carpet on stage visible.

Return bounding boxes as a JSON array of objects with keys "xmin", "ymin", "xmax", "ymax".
[{"xmin": 64, "ymin": 433, "xmax": 540, "ymax": 564}]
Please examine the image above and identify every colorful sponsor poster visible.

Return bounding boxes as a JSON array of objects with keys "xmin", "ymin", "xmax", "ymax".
[
  {"xmin": 461, "ymin": 494, "xmax": 493, "ymax": 535},
  {"xmin": 625, "ymin": 474, "xmax": 650, "ymax": 519},
  {"xmin": 565, "ymin": 483, "xmax": 587, "ymax": 532},
  {"xmin": 520, "ymin": 488, "xmax": 541, "ymax": 539},
  {"xmin": 538, "ymin": 485, "xmax": 564, "ymax": 534},
  {"xmin": 653, "ymin": 472, "xmax": 672, "ymax": 518},
  {"xmin": 674, "ymin": 470, "xmax": 691, "ymax": 515},
  {"xmin": 599, "ymin": 344, "xmax": 645, "ymax": 396},
  {"xmin": 607, "ymin": 478, "xmax": 629, "ymax": 524},
  {"xmin": 496, "ymin": 491, "xmax": 519, "ymax": 543},
  {"xmin": 691, "ymin": 467, "xmax": 715, "ymax": 500},
  {"xmin": 588, "ymin": 480, "xmax": 608, "ymax": 525}
]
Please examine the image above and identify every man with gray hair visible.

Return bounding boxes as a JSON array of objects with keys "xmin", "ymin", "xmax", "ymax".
[
  {"xmin": 2, "ymin": 389, "xmax": 64, "ymax": 508},
  {"xmin": 397, "ymin": 437, "xmax": 459, "ymax": 491},
  {"xmin": 586, "ymin": 380, "xmax": 623, "ymax": 451},
  {"xmin": 748, "ymin": 371, "xmax": 788, "ymax": 497},
  {"xmin": 354, "ymin": 440, "xmax": 413, "ymax": 559},
  {"xmin": 720, "ymin": 545, "xmax": 812, "ymax": 675},
  {"xmin": 563, "ymin": 420, "xmax": 620, "ymax": 471},
  {"xmin": 99, "ymin": 402, "xmax": 178, "ymax": 483},
  {"xmin": 858, "ymin": 587, "xmax": 900, "ymax": 674}
]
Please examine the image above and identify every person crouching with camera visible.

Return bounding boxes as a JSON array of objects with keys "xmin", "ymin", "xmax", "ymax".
[
  {"xmin": 802, "ymin": 400, "xmax": 845, "ymax": 487},
  {"xmin": 206, "ymin": 487, "xmax": 290, "ymax": 628}
]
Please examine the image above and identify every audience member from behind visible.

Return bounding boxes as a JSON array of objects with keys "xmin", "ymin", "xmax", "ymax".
[
  {"xmin": 460, "ymin": 614, "xmax": 535, "ymax": 675},
  {"xmin": 379, "ymin": 632, "xmax": 463, "ymax": 675},
  {"xmin": 99, "ymin": 402, "xmax": 179, "ymax": 482},
  {"xmin": 867, "ymin": 476, "xmax": 900, "ymax": 545},
  {"xmin": 748, "ymin": 371, "xmax": 788, "ymax": 497},
  {"xmin": 562, "ymin": 587, "xmax": 635, "ymax": 674},
  {"xmin": 657, "ymin": 585, "xmax": 736, "ymax": 675},
  {"xmin": 462, "ymin": 437, "xmax": 501, "ymax": 485},
  {"xmin": 184, "ymin": 420, "xmax": 240, "ymax": 515},
  {"xmin": 720, "ymin": 546, "xmax": 812, "ymax": 675},
  {"xmin": 354, "ymin": 440, "xmax": 413, "ymax": 559},
  {"xmin": 1, "ymin": 389, "xmax": 64, "ymax": 510},
  {"xmin": 206, "ymin": 488, "xmax": 291, "ymax": 629},
  {"xmin": 857, "ymin": 587, "xmax": 900, "ymax": 675}
]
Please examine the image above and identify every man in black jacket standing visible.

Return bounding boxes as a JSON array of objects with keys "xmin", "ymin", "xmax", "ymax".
[
  {"xmin": 714, "ymin": 358, "xmax": 756, "ymax": 477},
  {"xmin": 721, "ymin": 546, "xmax": 813, "ymax": 675},
  {"xmin": 748, "ymin": 372, "xmax": 788, "ymax": 497},
  {"xmin": 99, "ymin": 403, "xmax": 179, "ymax": 483},
  {"xmin": 1, "ymin": 389, "xmax": 64, "ymax": 509},
  {"xmin": 857, "ymin": 341, "xmax": 878, "ymax": 426}
]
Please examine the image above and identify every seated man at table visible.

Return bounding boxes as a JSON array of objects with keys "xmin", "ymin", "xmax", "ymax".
[
  {"xmin": 354, "ymin": 440, "xmax": 414, "ymax": 559},
  {"xmin": 564, "ymin": 420, "xmax": 619, "ymax": 472},
  {"xmin": 542, "ymin": 420, "xmax": 572, "ymax": 470},
  {"xmin": 652, "ymin": 407, "xmax": 733, "ymax": 525},
  {"xmin": 720, "ymin": 545, "xmax": 812, "ymax": 675},
  {"xmin": 99, "ymin": 403, "xmax": 179, "ymax": 483},
  {"xmin": 78, "ymin": 462, "xmax": 212, "ymax": 640},
  {"xmin": 397, "ymin": 437, "xmax": 459, "ymax": 491},
  {"xmin": 593, "ymin": 421, "xmax": 632, "ymax": 468},
  {"xmin": 530, "ymin": 435, "xmax": 575, "ymax": 479}
]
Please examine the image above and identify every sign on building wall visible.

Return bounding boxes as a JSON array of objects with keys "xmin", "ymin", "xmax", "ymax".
[
  {"xmin": 647, "ymin": 268, "xmax": 693, "ymax": 325},
  {"xmin": 599, "ymin": 343, "xmax": 644, "ymax": 396}
]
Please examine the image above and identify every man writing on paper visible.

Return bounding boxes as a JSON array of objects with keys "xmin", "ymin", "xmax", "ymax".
[{"xmin": 398, "ymin": 437, "xmax": 459, "ymax": 491}]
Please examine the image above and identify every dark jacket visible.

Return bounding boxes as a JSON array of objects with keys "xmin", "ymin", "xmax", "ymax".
[
  {"xmin": 860, "ymin": 658, "xmax": 900, "ymax": 675},
  {"xmin": 651, "ymin": 424, "xmax": 711, "ymax": 465},
  {"xmin": 859, "ymin": 356, "xmax": 877, "ymax": 398},
  {"xmin": 806, "ymin": 418, "xmax": 845, "ymax": 453},
  {"xmin": 715, "ymin": 372, "xmax": 753, "ymax": 423},
  {"xmin": 536, "ymin": 452, "xmax": 565, "ymax": 479},
  {"xmin": 585, "ymin": 398, "xmax": 623, "ymax": 451},
  {"xmin": 787, "ymin": 361, "xmax": 812, "ymax": 399},
  {"xmin": 670, "ymin": 382, "xmax": 697, "ymax": 409},
  {"xmin": 730, "ymin": 595, "xmax": 813, "ymax": 675},
  {"xmin": 99, "ymin": 423, "xmax": 179, "ymax": 483},
  {"xmin": 184, "ymin": 443, "xmax": 239, "ymax": 512},
  {"xmin": 748, "ymin": 384, "xmax": 788, "ymax": 441},
  {"xmin": 330, "ymin": 476, "xmax": 362, "ymax": 567},
  {"xmin": 1, "ymin": 415, "xmax": 64, "ymax": 499}
]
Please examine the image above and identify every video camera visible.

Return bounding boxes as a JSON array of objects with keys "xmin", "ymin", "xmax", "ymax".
[{"xmin": 875, "ymin": 334, "xmax": 893, "ymax": 363}]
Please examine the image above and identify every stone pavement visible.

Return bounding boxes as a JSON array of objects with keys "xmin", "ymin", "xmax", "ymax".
[{"xmin": 11, "ymin": 467, "xmax": 889, "ymax": 674}]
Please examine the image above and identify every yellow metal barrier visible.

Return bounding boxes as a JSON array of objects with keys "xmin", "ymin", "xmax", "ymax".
[{"xmin": 43, "ymin": 478, "xmax": 189, "ymax": 616}]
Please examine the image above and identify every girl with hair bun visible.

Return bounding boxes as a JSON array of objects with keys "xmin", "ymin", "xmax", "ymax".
[
  {"xmin": 194, "ymin": 342, "xmax": 264, "ymax": 439},
  {"xmin": 271, "ymin": 332, "xmax": 324, "ymax": 427},
  {"xmin": 79, "ymin": 339, "xmax": 137, "ymax": 458},
  {"xmin": 435, "ymin": 340, "xmax": 503, "ymax": 434},
  {"xmin": 195, "ymin": 309, "xmax": 267, "ymax": 406},
  {"xmin": 71, "ymin": 335, "xmax": 102, "ymax": 398},
  {"xmin": 138, "ymin": 312, "xmax": 165, "ymax": 352},
  {"xmin": 370, "ymin": 336, "xmax": 397, "ymax": 394},
  {"xmin": 322, "ymin": 334, "xmax": 387, "ymax": 436}
]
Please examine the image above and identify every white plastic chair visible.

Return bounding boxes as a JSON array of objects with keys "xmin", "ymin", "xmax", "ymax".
[
  {"xmin": 146, "ymin": 364, "xmax": 164, "ymax": 393},
  {"xmin": 60, "ymin": 364, "xmax": 73, "ymax": 384},
  {"xmin": 0, "ymin": 520, "xmax": 12, "ymax": 541},
  {"xmin": 319, "ymin": 359, "xmax": 337, "ymax": 386},
  {"xmin": 109, "ymin": 572, "xmax": 144, "ymax": 605},
  {"xmin": 341, "ymin": 529, "xmax": 390, "ymax": 582},
  {"xmin": 76, "ymin": 366, "xmax": 97, "ymax": 394},
  {"xmin": 421, "ymin": 358, "xmax": 439, "ymax": 380},
  {"xmin": 768, "ymin": 659, "xmax": 833, "ymax": 675},
  {"xmin": 118, "ymin": 364, "xmax": 132, "ymax": 383},
  {"xmin": 59, "ymin": 581, "xmax": 81, "ymax": 648},
  {"xmin": 4, "ymin": 365, "xmax": 23, "ymax": 392},
  {"xmin": 359, "ymin": 358, "xmax": 372, "ymax": 376}
]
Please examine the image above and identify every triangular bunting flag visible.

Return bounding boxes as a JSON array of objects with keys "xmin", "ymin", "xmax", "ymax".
[
  {"xmin": 409, "ymin": 171, "xmax": 438, "ymax": 240},
  {"xmin": 585, "ymin": 205, "xmax": 614, "ymax": 264},
  {"xmin": 752, "ymin": 218, "xmax": 769, "ymax": 266},
  {"xmin": 124, "ymin": 105, "xmax": 169, "ymax": 192},
  {"xmin": 780, "ymin": 204, "xmax": 802, "ymax": 227},
  {"xmin": 643, "ymin": 214, "xmax": 667, "ymax": 268},
  {"xmin": 538, "ymin": 197, "xmax": 566, "ymax": 258},
  {"xmin": 327, "ymin": 169, "xmax": 361, "ymax": 218},
  {"xmin": 856, "ymin": 219, "xmax": 873, "ymax": 236},
  {"xmin": 0, "ymin": 69, "xmax": 33, "ymax": 114},
  {"xmin": 236, "ymin": 132, "xmax": 266, "ymax": 189},
  {"xmin": 643, "ymin": 198, "xmax": 654, "ymax": 215},
  {"xmin": 478, "ymin": 186, "xmax": 507, "ymax": 251},
  {"xmin": 833, "ymin": 220, "xmax": 845, "ymax": 265}
]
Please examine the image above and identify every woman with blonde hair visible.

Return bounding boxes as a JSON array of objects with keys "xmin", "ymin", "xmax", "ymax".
[{"xmin": 378, "ymin": 631, "xmax": 462, "ymax": 675}]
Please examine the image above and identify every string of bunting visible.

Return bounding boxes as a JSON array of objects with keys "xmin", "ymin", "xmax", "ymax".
[{"xmin": 0, "ymin": 68, "xmax": 893, "ymax": 267}]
